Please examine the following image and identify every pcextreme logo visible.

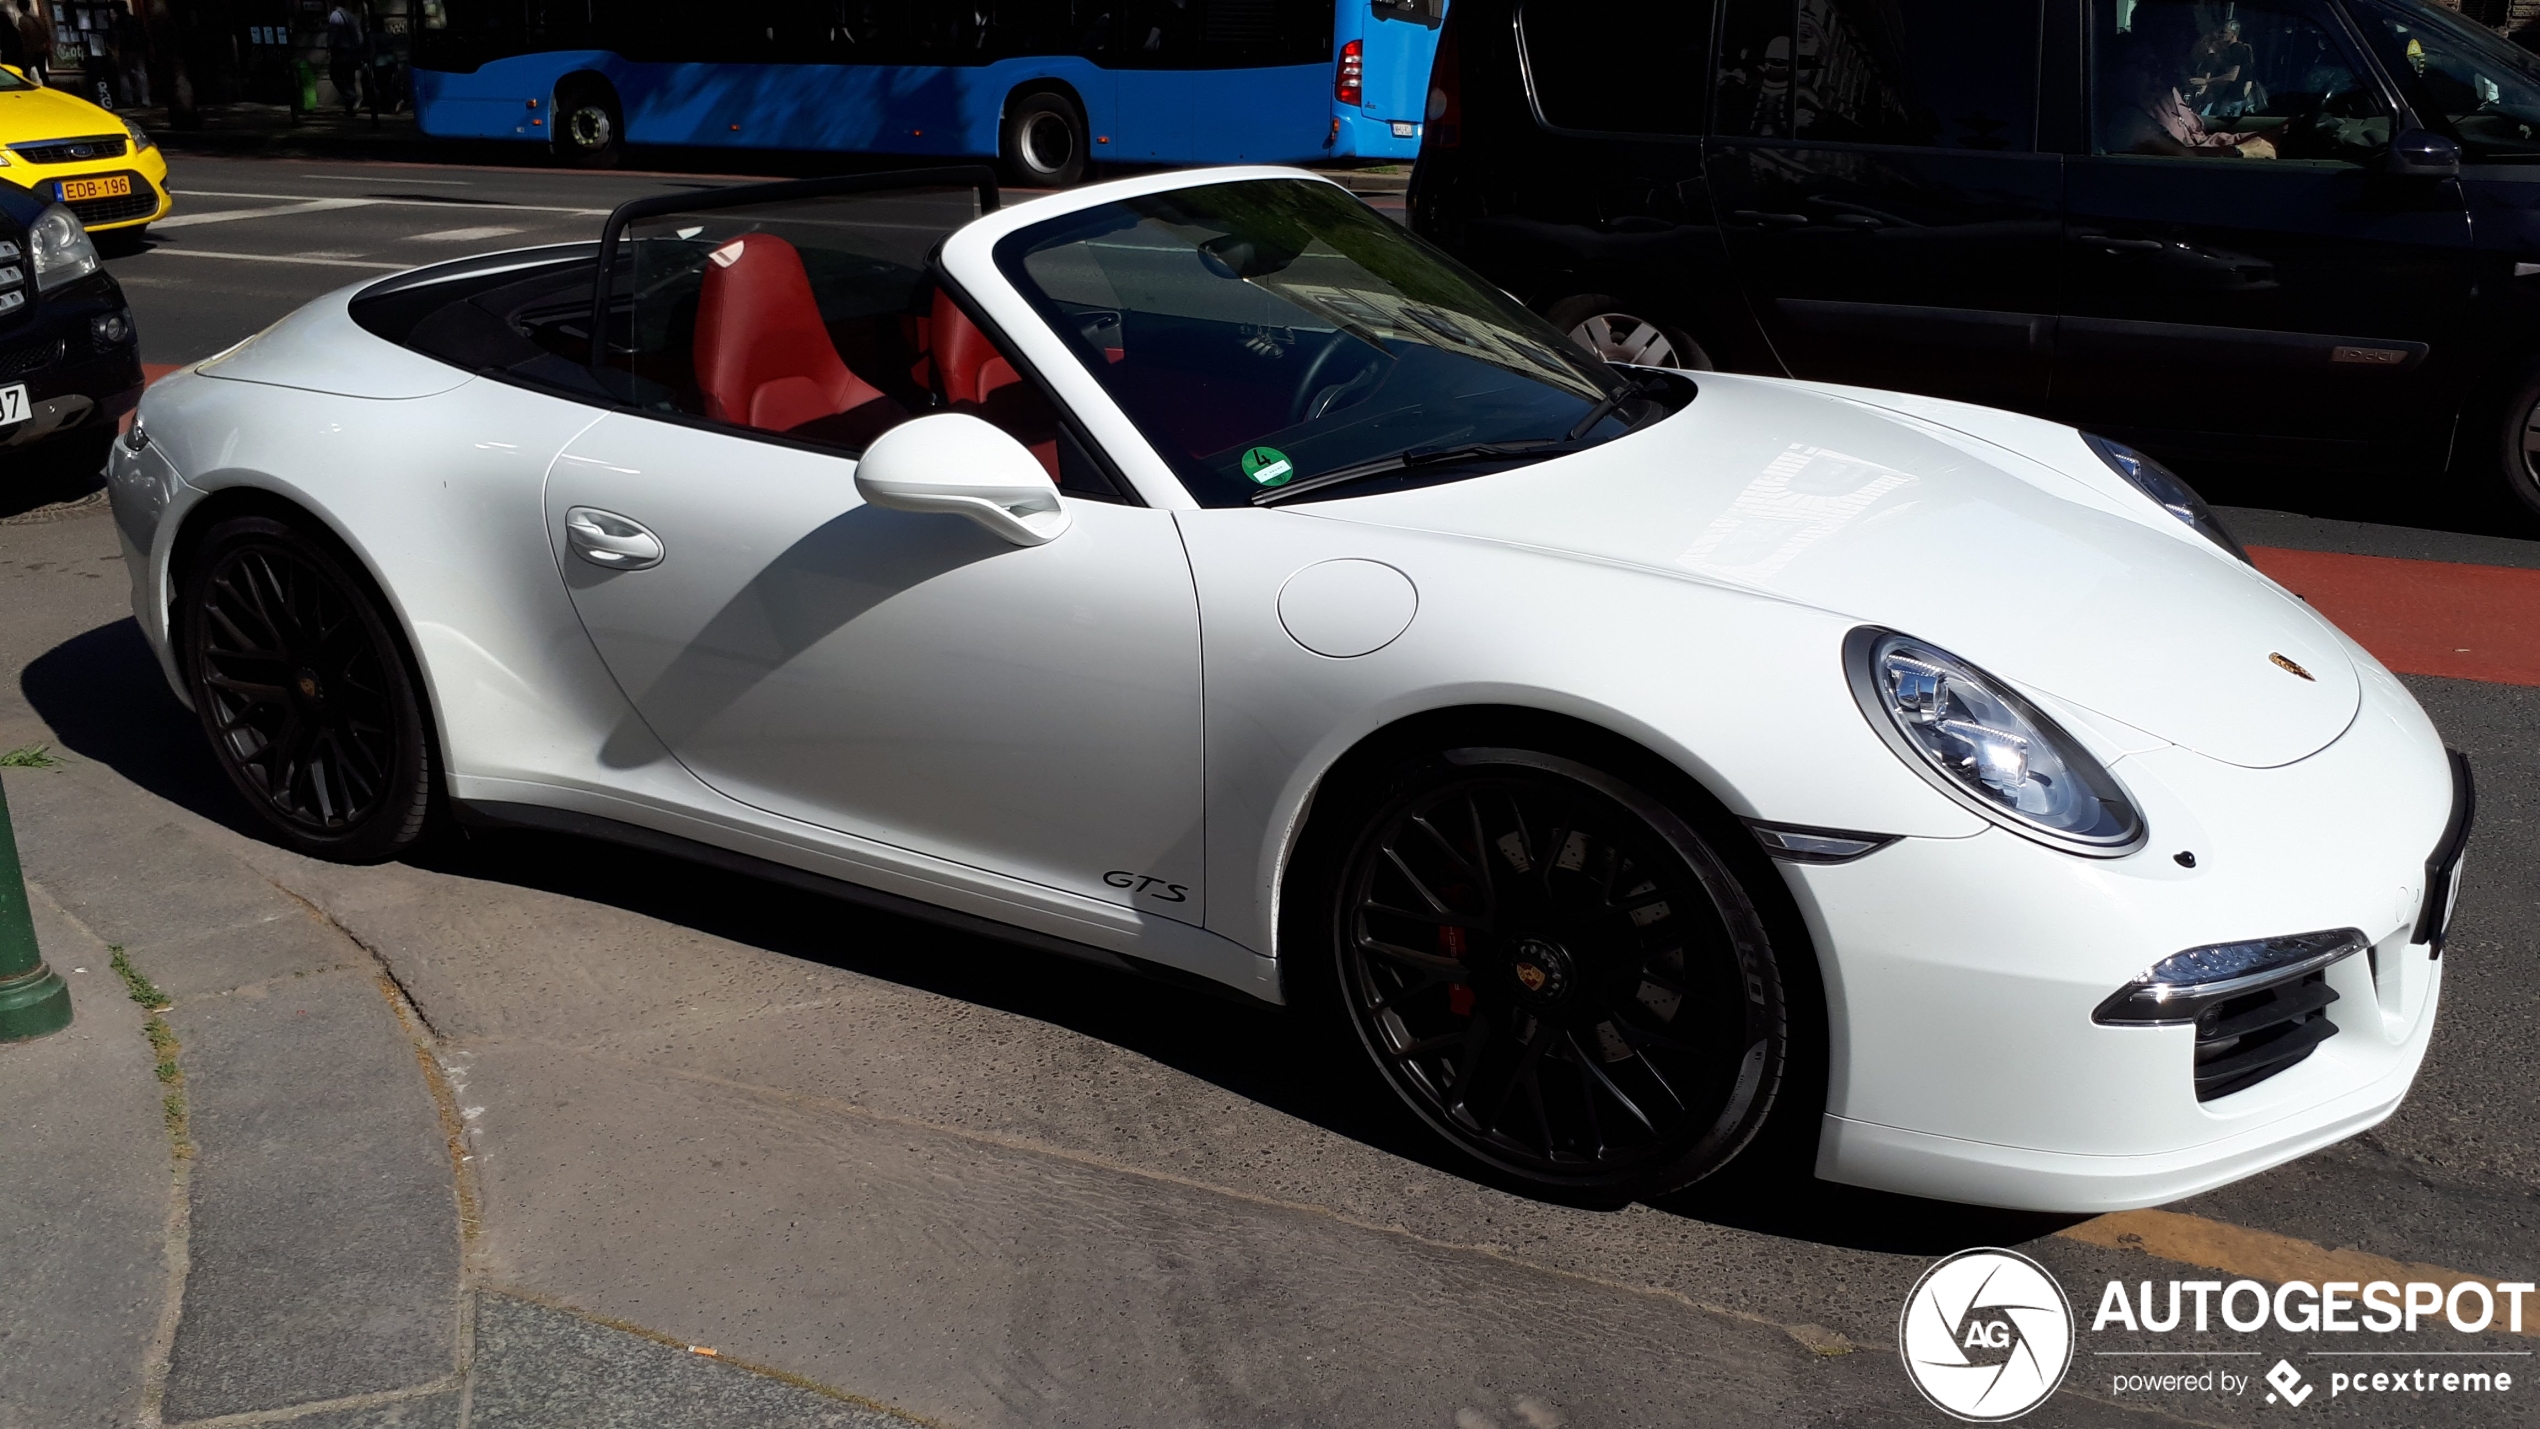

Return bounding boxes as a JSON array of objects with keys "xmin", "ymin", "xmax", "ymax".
[{"xmin": 1898, "ymin": 1248, "xmax": 2077, "ymax": 1422}]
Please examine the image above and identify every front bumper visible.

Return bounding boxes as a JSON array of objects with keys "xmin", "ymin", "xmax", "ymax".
[
  {"xmin": 2, "ymin": 142, "xmax": 173, "ymax": 231},
  {"xmin": 1785, "ymin": 653, "xmax": 2454, "ymax": 1211},
  {"xmin": 0, "ymin": 274, "xmax": 141, "ymax": 453}
]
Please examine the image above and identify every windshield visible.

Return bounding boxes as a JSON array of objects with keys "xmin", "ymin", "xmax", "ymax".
[
  {"xmin": 2350, "ymin": 0, "xmax": 2540, "ymax": 159},
  {"xmin": 994, "ymin": 179, "xmax": 1673, "ymax": 507},
  {"xmin": 0, "ymin": 66, "xmax": 33, "ymax": 92}
]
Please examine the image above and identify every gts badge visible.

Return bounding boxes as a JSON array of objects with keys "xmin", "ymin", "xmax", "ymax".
[{"xmin": 1104, "ymin": 871, "xmax": 1190, "ymax": 904}]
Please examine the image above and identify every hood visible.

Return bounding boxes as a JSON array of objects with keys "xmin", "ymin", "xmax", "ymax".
[
  {"xmin": 1319, "ymin": 374, "xmax": 2357, "ymax": 769},
  {"xmin": 0, "ymin": 83, "xmax": 124, "ymax": 145}
]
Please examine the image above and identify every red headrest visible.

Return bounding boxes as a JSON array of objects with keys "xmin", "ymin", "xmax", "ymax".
[
  {"xmin": 694, "ymin": 233, "xmax": 883, "ymax": 432},
  {"xmin": 930, "ymin": 287, "xmax": 1018, "ymax": 407}
]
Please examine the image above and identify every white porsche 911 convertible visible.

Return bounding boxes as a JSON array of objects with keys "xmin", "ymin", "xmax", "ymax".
[{"xmin": 107, "ymin": 166, "xmax": 2470, "ymax": 1211}]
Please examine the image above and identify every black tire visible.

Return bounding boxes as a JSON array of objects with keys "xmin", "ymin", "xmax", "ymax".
[
  {"xmin": 2492, "ymin": 358, "xmax": 2540, "ymax": 521},
  {"xmin": 179, "ymin": 515, "xmax": 436, "ymax": 864},
  {"xmin": 1000, "ymin": 90, "xmax": 1087, "ymax": 188},
  {"xmin": 1314, "ymin": 743, "xmax": 1789, "ymax": 1198},
  {"xmin": 1541, "ymin": 293, "xmax": 1711, "ymax": 372},
  {"xmin": 552, "ymin": 78, "xmax": 625, "ymax": 169}
]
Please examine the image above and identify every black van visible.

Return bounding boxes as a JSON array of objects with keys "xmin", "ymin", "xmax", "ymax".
[{"xmin": 1409, "ymin": 0, "xmax": 2540, "ymax": 516}]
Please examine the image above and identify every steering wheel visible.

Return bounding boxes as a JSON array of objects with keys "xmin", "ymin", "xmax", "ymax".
[{"xmin": 1286, "ymin": 333, "xmax": 1379, "ymax": 426}]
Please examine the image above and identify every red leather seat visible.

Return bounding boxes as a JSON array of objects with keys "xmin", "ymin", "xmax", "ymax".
[
  {"xmin": 928, "ymin": 288, "xmax": 1060, "ymax": 477},
  {"xmin": 694, "ymin": 234, "xmax": 889, "ymax": 435}
]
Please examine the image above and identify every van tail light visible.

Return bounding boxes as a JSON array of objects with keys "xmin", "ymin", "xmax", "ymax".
[
  {"xmin": 1421, "ymin": 18, "xmax": 1460, "ymax": 149},
  {"xmin": 1336, "ymin": 38, "xmax": 1364, "ymax": 107}
]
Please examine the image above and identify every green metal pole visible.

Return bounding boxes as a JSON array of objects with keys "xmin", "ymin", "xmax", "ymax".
[{"xmin": 0, "ymin": 775, "xmax": 70, "ymax": 1042}]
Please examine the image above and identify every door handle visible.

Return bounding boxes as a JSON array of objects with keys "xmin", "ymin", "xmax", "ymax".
[
  {"xmin": 1730, "ymin": 209, "xmax": 1812, "ymax": 227},
  {"xmin": 2075, "ymin": 232, "xmax": 2166, "ymax": 253},
  {"xmin": 564, "ymin": 506, "xmax": 664, "ymax": 570}
]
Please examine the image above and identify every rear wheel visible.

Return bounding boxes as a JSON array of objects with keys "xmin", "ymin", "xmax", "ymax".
[
  {"xmin": 553, "ymin": 78, "xmax": 625, "ymax": 169},
  {"xmin": 1542, "ymin": 293, "xmax": 1710, "ymax": 372},
  {"xmin": 1000, "ymin": 90, "xmax": 1086, "ymax": 187},
  {"xmin": 179, "ymin": 515, "xmax": 436, "ymax": 864},
  {"xmin": 1322, "ymin": 745, "xmax": 1788, "ymax": 1197}
]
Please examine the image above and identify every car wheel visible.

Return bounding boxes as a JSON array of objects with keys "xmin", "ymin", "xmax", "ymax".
[
  {"xmin": 553, "ymin": 78, "xmax": 625, "ymax": 169},
  {"xmin": 1324, "ymin": 745, "xmax": 1788, "ymax": 1197},
  {"xmin": 2496, "ymin": 360, "xmax": 2540, "ymax": 520},
  {"xmin": 1542, "ymin": 294, "xmax": 1710, "ymax": 371},
  {"xmin": 179, "ymin": 515, "xmax": 436, "ymax": 864},
  {"xmin": 1000, "ymin": 91, "xmax": 1087, "ymax": 188}
]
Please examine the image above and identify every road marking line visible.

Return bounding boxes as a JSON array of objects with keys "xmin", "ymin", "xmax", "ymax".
[
  {"xmin": 407, "ymin": 226, "xmax": 525, "ymax": 243},
  {"xmin": 298, "ymin": 174, "xmax": 474, "ymax": 184},
  {"xmin": 2061, "ymin": 1208, "xmax": 2531, "ymax": 1336},
  {"xmin": 171, "ymin": 187, "xmax": 610, "ymax": 217},
  {"xmin": 151, "ymin": 197, "xmax": 380, "ymax": 230},
  {"xmin": 140, "ymin": 249, "xmax": 407, "ymax": 271},
  {"xmin": 2249, "ymin": 545, "xmax": 2540, "ymax": 687}
]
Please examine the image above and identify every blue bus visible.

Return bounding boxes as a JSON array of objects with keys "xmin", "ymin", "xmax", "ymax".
[{"xmin": 411, "ymin": 0, "xmax": 1446, "ymax": 181}]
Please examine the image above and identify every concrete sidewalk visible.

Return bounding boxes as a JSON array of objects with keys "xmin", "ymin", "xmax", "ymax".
[{"xmin": 0, "ymin": 496, "xmax": 2206, "ymax": 1427}]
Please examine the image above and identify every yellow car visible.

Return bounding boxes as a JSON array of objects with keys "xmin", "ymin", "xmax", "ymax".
[{"xmin": 0, "ymin": 65, "xmax": 171, "ymax": 236}]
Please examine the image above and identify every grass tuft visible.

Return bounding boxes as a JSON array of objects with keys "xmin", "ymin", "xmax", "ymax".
[
  {"xmin": 0, "ymin": 744, "xmax": 58, "ymax": 769},
  {"xmin": 109, "ymin": 946, "xmax": 171, "ymax": 1011}
]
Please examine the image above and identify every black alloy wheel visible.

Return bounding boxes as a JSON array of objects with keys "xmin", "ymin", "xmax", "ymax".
[
  {"xmin": 180, "ymin": 516, "xmax": 435, "ymax": 864},
  {"xmin": 1000, "ymin": 90, "xmax": 1087, "ymax": 187},
  {"xmin": 1541, "ymin": 293, "xmax": 1709, "ymax": 372},
  {"xmin": 554, "ymin": 79, "xmax": 625, "ymax": 169},
  {"xmin": 1330, "ymin": 747, "xmax": 1787, "ymax": 1196}
]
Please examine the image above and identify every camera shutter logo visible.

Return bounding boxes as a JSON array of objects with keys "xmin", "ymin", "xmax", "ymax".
[{"xmin": 1898, "ymin": 1248, "xmax": 2076, "ymax": 1422}]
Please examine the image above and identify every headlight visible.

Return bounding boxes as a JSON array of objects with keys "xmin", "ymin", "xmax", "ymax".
[
  {"xmin": 1846, "ymin": 628, "xmax": 2144, "ymax": 856},
  {"xmin": 124, "ymin": 118, "xmax": 155, "ymax": 152},
  {"xmin": 2082, "ymin": 433, "xmax": 2249, "ymax": 562},
  {"xmin": 29, "ymin": 204, "xmax": 99, "ymax": 291}
]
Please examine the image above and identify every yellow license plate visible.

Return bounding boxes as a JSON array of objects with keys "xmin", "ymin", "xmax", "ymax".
[{"xmin": 58, "ymin": 175, "xmax": 132, "ymax": 202}]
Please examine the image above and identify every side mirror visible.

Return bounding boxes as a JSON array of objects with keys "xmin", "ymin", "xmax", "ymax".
[
  {"xmin": 2387, "ymin": 129, "xmax": 2461, "ymax": 178},
  {"xmin": 853, "ymin": 413, "xmax": 1071, "ymax": 547}
]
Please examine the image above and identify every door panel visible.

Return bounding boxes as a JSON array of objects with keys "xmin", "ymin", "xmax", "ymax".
[
  {"xmin": 1708, "ymin": 0, "xmax": 2062, "ymax": 409},
  {"xmin": 545, "ymin": 413, "xmax": 1208, "ymax": 922},
  {"xmin": 2054, "ymin": 0, "xmax": 2472, "ymax": 461}
]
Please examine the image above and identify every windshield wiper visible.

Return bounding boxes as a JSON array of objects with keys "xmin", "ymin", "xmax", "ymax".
[
  {"xmin": 1565, "ymin": 374, "xmax": 1669, "ymax": 441},
  {"xmin": 1251, "ymin": 440, "xmax": 1556, "ymax": 506}
]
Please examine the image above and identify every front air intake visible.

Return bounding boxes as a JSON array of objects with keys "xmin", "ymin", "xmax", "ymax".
[{"xmin": 2191, "ymin": 971, "xmax": 2339, "ymax": 1101}]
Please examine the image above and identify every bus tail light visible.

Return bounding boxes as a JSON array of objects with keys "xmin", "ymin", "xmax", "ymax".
[
  {"xmin": 1336, "ymin": 39, "xmax": 1363, "ymax": 107},
  {"xmin": 1420, "ymin": 16, "xmax": 1460, "ymax": 150}
]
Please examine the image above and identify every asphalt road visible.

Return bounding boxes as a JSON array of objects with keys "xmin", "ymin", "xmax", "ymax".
[{"xmin": 10, "ymin": 154, "xmax": 2539, "ymax": 1426}]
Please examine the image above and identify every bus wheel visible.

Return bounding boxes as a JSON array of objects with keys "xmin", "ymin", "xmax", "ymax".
[
  {"xmin": 1542, "ymin": 294, "xmax": 1710, "ymax": 372},
  {"xmin": 1001, "ymin": 91, "xmax": 1086, "ymax": 188},
  {"xmin": 554, "ymin": 78, "xmax": 625, "ymax": 169}
]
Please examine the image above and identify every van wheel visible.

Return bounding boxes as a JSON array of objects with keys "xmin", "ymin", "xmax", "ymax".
[
  {"xmin": 554, "ymin": 77, "xmax": 625, "ymax": 169},
  {"xmin": 2495, "ymin": 359, "xmax": 2540, "ymax": 520},
  {"xmin": 1000, "ymin": 91, "xmax": 1086, "ymax": 187},
  {"xmin": 1543, "ymin": 294, "xmax": 1709, "ymax": 372}
]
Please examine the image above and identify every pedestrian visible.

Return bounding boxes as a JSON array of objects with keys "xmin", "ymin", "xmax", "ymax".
[
  {"xmin": 14, "ymin": 0, "xmax": 47, "ymax": 86},
  {"xmin": 0, "ymin": 5, "xmax": 25, "ymax": 74},
  {"xmin": 326, "ymin": 0, "xmax": 365, "ymax": 116}
]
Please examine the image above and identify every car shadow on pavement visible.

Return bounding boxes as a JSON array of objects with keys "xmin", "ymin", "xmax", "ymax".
[{"xmin": 24, "ymin": 616, "xmax": 2085, "ymax": 1257}]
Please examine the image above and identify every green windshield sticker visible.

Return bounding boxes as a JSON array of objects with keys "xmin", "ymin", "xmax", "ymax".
[{"xmin": 1241, "ymin": 446, "xmax": 1296, "ymax": 488}]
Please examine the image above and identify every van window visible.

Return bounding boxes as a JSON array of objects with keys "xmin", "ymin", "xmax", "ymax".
[
  {"xmin": 1518, "ymin": 0, "xmax": 1715, "ymax": 136},
  {"xmin": 2090, "ymin": 0, "xmax": 2392, "ymax": 164},
  {"xmin": 2349, "ymin": 0, "xmax": 2540, "ymax": 160},
  {"xmin": 1714, "ymin": 0, "xmax": 2038, "ymax": 150}
]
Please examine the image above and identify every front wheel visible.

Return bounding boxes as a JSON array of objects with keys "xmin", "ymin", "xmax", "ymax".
[
  {"xmin": 1000, "ymin": 90, "xmax": 1087, "ymax": 187},
  {"xmin": 553, "ymin": 79, "xmax": 625, "ymax": 169},
  {"xmin": 2493, "ymin": 360, "xmax": 2540, "ymax": 520},
  {"xmin": 179, "ymin": 515, "xmax": 437, "ymax": 864},
  {"xmin": 1325, "ymin": 746, "xmax": 1788, "ymax": 1197}
]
